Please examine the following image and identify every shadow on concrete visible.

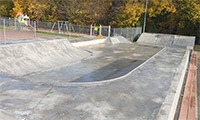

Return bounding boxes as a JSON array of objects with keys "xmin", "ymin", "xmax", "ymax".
[{"xmin": 72, "ymin": 58, "xmax": 145, "ymax": 82}]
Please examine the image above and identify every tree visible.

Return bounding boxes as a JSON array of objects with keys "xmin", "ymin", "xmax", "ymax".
[
  {"xmin": 146, "ymin": 0, "xmax": 177, "ymax": 33},
  {"xmin": 10, "ymin": 0, "xmax": 24, "ymax": 17},
  {"xmin": 2, "ymin": 0, "xmax": 200, "ymax": 43},
  {"xmin": 108, "ymin": 0, "xmax": 129, "ymax": 27},
  {"xmin": 175, "ymin": 0, "xmax": 200, "ymax": 35},
  {"xmin": 0, "ymin": 0, "xmax": 13, "ymax": 17}
]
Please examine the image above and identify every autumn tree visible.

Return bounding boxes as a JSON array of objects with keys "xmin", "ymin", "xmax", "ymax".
[
  {"xmin": 175, "ymin": 0, "xmax": 200, "ymax": 35},
  {"xmin": 0, "ymin": 0, "xmax": 13, "ymax": 17},
  {"xmin": 106, "ymin": 0, "xmax": 127, "ymax": 27},
  {"xmin": 73, "ymin": 0, "xmax": 112, "ymax": 25},
  {"xmin": 146, "ymin": 0, "xmax": 177, "ymax": 33},
  {"xmin": 10, "ymin": 0, "xmax": 50, "ymax": 21},
  {"xmin": 10, "ymin": 0, "xmax": 24, "ymax": 17},
  {"xmin": 122, "ymin": 0, "xmax": 145, "ymax": 27},
  {"xmin": 2, "ymin": 0, "xmax": 200, "ymax": 43}
]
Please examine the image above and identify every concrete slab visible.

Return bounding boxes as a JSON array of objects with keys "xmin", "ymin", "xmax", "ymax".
[
  {"xmin": 137, "ymin": 33, "xmax": 195, "ymax": 49},
  {"xmin": 0, "ymin": 109, "xmax": 19, "ymax": 120},
  {"xmin": 24, "ymin": 48, "xmax": 187, "ymax": 120},
  {"xmin": 0, "ymin": 39, "xmax": 90, "ymax": 76},
  {"xmin": 107, "ymin": 36, "xmax": 132, "ymax": 44},
  {"xmin": 24, "ymin": 44, "xmax": 161, "ymax": 84},
  {"xmin": 0, "ymin": 73, "xmax": 52, "ymax": 120},
  {"xmin": 0, "ymin": 35, "xmax": 192, "ymax": 120}
]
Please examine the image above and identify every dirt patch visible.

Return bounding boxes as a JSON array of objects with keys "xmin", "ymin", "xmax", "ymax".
[{"xmin": 0, "ymin": 29, "xmax": 58, "ymax": 41}]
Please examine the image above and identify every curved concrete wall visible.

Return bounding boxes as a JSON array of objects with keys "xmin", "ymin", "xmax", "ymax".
[
  {"xmin": 72, "ymin": 39, "xmax": 106, "ymax": 47},
  {"xmin": 0, "ymin": 39, "xmax": 90, "ymax": 76},
  {"xmin": 107, "ymin": 36, "xmax": 132, "ymax": 44},
  {"xmin": 137, "ymin": 33, "xmax": 195, "ymax": 49}
]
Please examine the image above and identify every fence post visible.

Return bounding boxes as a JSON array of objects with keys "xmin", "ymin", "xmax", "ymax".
[
  {"xmin": 113, "ymin": 28, "xmax": 115, "ymax": 36},
  {"xmin": 69, "ymin": 23, "xmax": 71, "ymax": 40},
  {"xmin": 108, "ymin": 25, "xmax": 111, "ymax": 38},
  {"xmin": 58, "ymin": 21, "xmax": 60, "ymax": 33},
  {"xmin": 34, "ymin": 21, "xmax": 36, "ymax": 39},
  {"xmin": 131, "ymin": 28, "xmax": 134, "ymax": 41},
  {"xmin": 36, "ymin": 21, "xmax": 38, "ymax": 31},
  {"xmin": 121, "ymin": 28, "xmax": 122, "ymax": 36},
  {"xmin": 99, "ymin": 25, "xmax": 102, "ymax": 35},
  {"xmin": 8, "ymin": 17, "xmax": 10, "ymax": 27},
  {"xmin": 3, "ymin": 19, "xmax": 6, "ymax": 42},
  {"xmin": 15, "ymin": 18, "xmax": 16, "ymax": 30},
  {"xmin": 79, "ymin": 25, "xmax": 81, "ymax": 36},
  {"xmin": 90, "ymin": 24, "xmax": 93, "ymax": 37},
  {"xmin": 126, "ymin": 28, "xmax": 128, "ymax": 39}
]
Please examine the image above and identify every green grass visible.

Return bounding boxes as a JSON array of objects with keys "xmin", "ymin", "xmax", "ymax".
[
  {"xmin": 194, "ymin": 45, "xmax": 200, "ymax": 52},
  {"xmin": 37, "ymin": 31, "xmax": 81, "ymax": 38},
  {"xmin": 0, "ymin": 26, "xmax": 12, "ymax": 30}
]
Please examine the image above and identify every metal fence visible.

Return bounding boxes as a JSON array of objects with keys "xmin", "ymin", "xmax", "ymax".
[
  {"xmin": 0, "ymin": 17, "xmax": 36, "ymax": 42},
  {"xmin": 36, "ymin": 21, "xmax": 111, "ymax": 37},
  {"xmin": 0, "ymin": 17, "xmax": 142, "ymax": 42}
]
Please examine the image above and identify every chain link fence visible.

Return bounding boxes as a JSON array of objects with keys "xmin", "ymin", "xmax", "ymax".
[
  {"xmin": 0, "ymin": 17, "xmax": 142, "ymax": 42},
  {"xmin": 0, "ymin": 17, "xmax": 38, "ymax": 42},
  {"xmin": 36, "ymin": 21, "xmax": 111, "ymax": 37}
]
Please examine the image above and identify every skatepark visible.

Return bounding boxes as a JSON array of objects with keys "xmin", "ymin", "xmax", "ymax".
[{"xmin": 0, "ymin": 31, "xmax": 197, "ymax": 120}]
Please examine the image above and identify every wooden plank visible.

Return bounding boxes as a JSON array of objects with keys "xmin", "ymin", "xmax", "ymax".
[{"xmin": 179, "ymin": 52, "xmax": 198, "ymax": 120}]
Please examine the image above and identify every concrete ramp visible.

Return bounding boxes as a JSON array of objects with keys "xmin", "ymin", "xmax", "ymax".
[
  {"xmin": 137, "ymin": 33, "xmax": 195, "ymax": 49},
  {"xmin": 107, "ymin": 36, "xmax": 132, "ymax": 44},
  {"xmin": 0, "ymin": 39, "xmax": 90, "ymax": 76}
]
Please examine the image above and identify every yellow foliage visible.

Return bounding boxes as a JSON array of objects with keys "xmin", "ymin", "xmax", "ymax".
[
  {"xmin": 148, "ymin": 0, "xmax": 176, "ymax": 18},
  {"xmin": 10, "ymin": 0, "xmax": 23, "ymax": 17},
  {"xmin": 10, "ymin": 0, "xmax": 50, "ymax": 21},
  {"xmin": 119, "ymin": 0, "xmax": 145, "ymax": 27}
]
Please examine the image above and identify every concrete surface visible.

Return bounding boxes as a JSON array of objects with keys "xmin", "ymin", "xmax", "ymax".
[
  {"xmin": 0, "ymin": 46, "xmax": 187, "ymax": 120},
  {"xmin": 72, "ymin": 38, "xmax": 106, "ymax": 47},
  {"xmin": 24, "ymin": 43, "xmax": 160, "ymax": 84},
  {"xmin": 107, "ymin": 36, "xmax": 132, "ymax": 44},
  {"xmin": 0, "ymin": 33, "xmax": 194, "ymax": 120},
  {"xmin": 137, "ymin": 33, "xmax": 195, "ymax": 49},
  {"xmin": 0, "ymin": 38, "xmax": 90, "ymax": 76}
]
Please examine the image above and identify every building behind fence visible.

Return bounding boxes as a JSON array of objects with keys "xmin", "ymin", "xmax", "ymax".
[{"xmin": 0, "ymin": 17, "xmax": 142, "ymax": 41}]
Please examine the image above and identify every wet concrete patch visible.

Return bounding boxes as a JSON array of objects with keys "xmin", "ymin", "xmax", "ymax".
[{"xmin": 73, "ymin": 58, "xmax": 145, "ymax": 82}]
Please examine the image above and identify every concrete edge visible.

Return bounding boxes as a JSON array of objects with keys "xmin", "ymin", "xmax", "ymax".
[
  {"xmin": 0, "ymin": 109, "xmax": 20, "ymax": 120},
  {"xmin": 142, "ymin": 32, "xmax": 196, "ymax": 38},
  {"xmin": 72, "ymin": 39, "xmax": 106, "ymax": 47},
  {"xmin": 0, "ymin": 38, "xmax": 70, "ymax": 47},
  {"xmin": 136, "ymin": 33, "xmax": 195, "ymax": 50},
  {"xmin": 156, "ymin": 49, "xmax": 190, "ymax": 120},
  {"xmin": 53, "ymin": 47, "xmax": 167, "ymax": 87},
  {"xmin": 137, "ymin": 42, "xmax": 194, "ymax": 50}
]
